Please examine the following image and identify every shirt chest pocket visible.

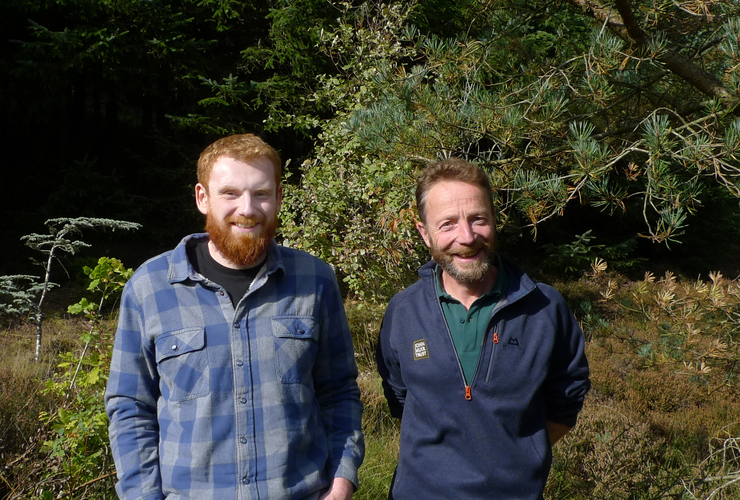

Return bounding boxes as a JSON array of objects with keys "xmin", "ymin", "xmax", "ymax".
[
  {"xmin": 272, "ymin": 316, "xmax": 319, "ymax": 384},
  {"xmin": 155, "ymin": 328, "xmax": 210, "ymax": 402}
]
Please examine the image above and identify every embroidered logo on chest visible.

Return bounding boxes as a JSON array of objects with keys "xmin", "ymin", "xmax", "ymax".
[
  {"xmin": 413, "ymin": 339, "xmax": 429, "ymax": 360},
  {"xmin": 503, "ymin": 336, "xmax": 523, "ymax": 352}
]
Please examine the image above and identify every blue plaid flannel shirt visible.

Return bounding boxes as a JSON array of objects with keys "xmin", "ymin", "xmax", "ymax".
[{"xmin": 105, "ymin": 234, "xmax": 364, "ymax": 500}]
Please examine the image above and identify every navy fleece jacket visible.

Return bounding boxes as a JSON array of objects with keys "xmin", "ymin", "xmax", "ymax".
[{"xmin": 376, "ymin": 256, "xmax": 590, "ymax": 500}]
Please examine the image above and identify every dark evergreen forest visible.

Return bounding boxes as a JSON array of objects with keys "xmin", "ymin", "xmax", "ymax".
[{"xmin": 2, "ymin": 0, "xmax": 740, "ymax": 295}]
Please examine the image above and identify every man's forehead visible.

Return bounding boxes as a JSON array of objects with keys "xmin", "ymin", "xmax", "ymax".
[
  {"xmin": 423, "ymin": 180, "xmax": 495, "ymax": 221},
  {"xmin": 210, "ymin": 156, "xmax": 276, "ymax": 180},
  {"xmin": 428, "ymin": 180, "xmax": 489, "ymax": 202}
]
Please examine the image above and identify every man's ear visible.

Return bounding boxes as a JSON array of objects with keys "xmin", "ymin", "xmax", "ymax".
[
  {"xmin": 195, "ymin": 183, "xmax": 209, "ymax": 215},
  {"xmin": 416, "ymin": 221, "xmax": 431, "ymax": 247}
]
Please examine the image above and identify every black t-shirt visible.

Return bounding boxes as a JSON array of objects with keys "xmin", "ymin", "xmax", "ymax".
[{"xmin": 187, "ymin": 239, "xmax": 261, "ymax": 307}]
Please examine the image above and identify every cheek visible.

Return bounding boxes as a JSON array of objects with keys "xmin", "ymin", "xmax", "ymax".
[
  {"xmin": 433, "ymin": 233, "xmax": 456, "ymax": 249},
  {"xmin": 478, "ymin": 228, "xmax": 494, "ymax": 241},
  {"xmin": 260, "ymin": 202, "xmax": 279, "ymax": 217},
  {"xmin": 212, "ymin": 202, "xmax": 237, "ymax": 218}
]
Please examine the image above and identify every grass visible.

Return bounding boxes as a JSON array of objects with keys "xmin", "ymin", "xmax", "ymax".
[
  {"xmin": 355, "ymin": 372, "xmax": 400, "ymax": 499},
  {"xmin": 2, "ymin": 269, "xmax": 740, "ymax": 499}
]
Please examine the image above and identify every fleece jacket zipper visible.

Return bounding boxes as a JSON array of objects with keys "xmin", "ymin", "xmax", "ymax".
[
  {"xmin": 429, "ymin": 262, "xmax": 535, "ymax": 401},
  {"xmin": 435, "ymin": 297, "xmax": 472, "ymax": 400}
]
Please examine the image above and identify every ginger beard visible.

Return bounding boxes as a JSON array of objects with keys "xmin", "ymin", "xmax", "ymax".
[
  {"xmin": 205, "ymin": 212, "xmax": 277, "ymax": 268},
  {"xmin": 429, "ymin": 237, "xmax": 496, "ymax": 285}
]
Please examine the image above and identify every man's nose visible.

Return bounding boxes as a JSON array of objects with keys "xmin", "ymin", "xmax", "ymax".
[
  {"xmin": 455, "ymin": 220, "xmax": 476, "ymax": 244},
  {"xmin": 236, "ymin": 193, "xmax": 257, "ymax": 216}
]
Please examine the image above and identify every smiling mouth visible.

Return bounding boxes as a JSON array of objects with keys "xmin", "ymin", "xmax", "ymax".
[
  {"xmin": 230, "ymin": 216, "xmax": 261, "ymax": 230},
  {"xmin": 451, "ymin": 248, "xmax": 482, "ymax": 259}
]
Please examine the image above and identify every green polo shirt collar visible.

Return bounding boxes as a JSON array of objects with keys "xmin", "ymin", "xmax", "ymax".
[{"xmin": 436, "ymin": 255, "xmax": 508, "ymax": 385}]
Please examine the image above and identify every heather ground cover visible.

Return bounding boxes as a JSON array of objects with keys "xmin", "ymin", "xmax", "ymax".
[{"xmin": 1, "ymin": 263, "xmax": 738, "ymax": 499}]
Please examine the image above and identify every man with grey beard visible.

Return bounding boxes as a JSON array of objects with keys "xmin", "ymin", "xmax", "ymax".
[
  {"xmin": 376, "ymin": 158, "xmax": 590, "ymax": 500},
  {"xmin": 106, "ymin": 134, "xmax": 364, "ymax": 500}
]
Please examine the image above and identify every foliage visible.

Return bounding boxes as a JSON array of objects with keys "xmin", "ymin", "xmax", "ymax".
[
  {"xmin": 67, "ymin": 257, "xmax": 134, "ymax": 317},
  {"xmin": 688, "ymin": 424, "xmax": 740, "ymax": 499},
  {"xmin": 345, "ymin": 300, "xmax": 401, "ymax": 499},
  {"xmin": 0, "ymin": 275, "xmax": 46, "ymax": 318},
  {"xmin": 551, "ymin": 264, "xmax": 740, "ymax": 499},
  {"xmin": 6, "ymin": 0, "xmax": 253, "ymax": 130},
  {"xmin": 280, "ymin": 0, "xmax": 740, "ymax": 301},
  {"xmin": 622, "ymin": 270, "xmax": 740, "ymax": 379},
  {"xmin": 5, "ymin": 0, "xmax": 740, "ymax": 301},
  {"xmin": 354, "ymin": 373, "xmax": 399, "ymax": 500},
  {"xmin": 346, "ymin": 300, "xmax": 385, "ymax": 371},
  {"xmin": 0, "ymin": 363, "xmax": 52, "ymax": 499},
  {"xmin": 21, "ymin": 218, "xmax": 142, "ymax": 260},
  {"xmin": 280, "ymin": 2, "xmax": 428, "ymax": 301},
  {"xmin": 0, "ymin": 217, "xmax": 140, "ymax": 362},
  {"xmin": 543, "ymin": 230, "xmax": 645, "ymax": 276},
  {"xmin": 33, "ymin": 257, "xmax": 132, "ymax": 499}
]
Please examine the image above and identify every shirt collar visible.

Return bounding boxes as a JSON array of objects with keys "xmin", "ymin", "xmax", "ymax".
[{"xmin": 169, "ymin": 233, "xmax": 284, "ymax": 284}]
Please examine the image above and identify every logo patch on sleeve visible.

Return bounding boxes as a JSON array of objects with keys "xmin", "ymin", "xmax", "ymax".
[{"xmin": 413, "ymin": 339, "xmax": 429, "ymax": 360}]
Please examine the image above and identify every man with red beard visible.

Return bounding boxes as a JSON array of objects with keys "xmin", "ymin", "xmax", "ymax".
[
  {"xmin": 376, "ymin": 158, "xmax": 590, "ymax": 500},
  {"xmin": 106, "ymin": 134, "xmax": 364, "ymax": 500}
]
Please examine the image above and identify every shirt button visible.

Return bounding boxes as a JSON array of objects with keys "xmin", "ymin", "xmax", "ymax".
[
  {"xmin": 235, "ymin": 323, "xmax": 240, "ymax": 329},
  {"xmin": 459, "ymin": 318, "xmax": 465, "ymax": 323},
  {"xmin": 220, "ymin": 291, "xmax": 225, "ymax": 296},
  {"xmin": 236, "ymin": 360, "xmax": 244, "ymax": 367},
  {"xmin": 240, "ymin": 398, "xmax": 247, "ymax": 404},
  {"xmin": 242, "ymin": 477, "xmax": 250, "ymax": 484},
  {"xmin": 240, "ymin": 437, "xmax": 247, "ymax": 444},
  {"xmin": 171, "ymin": 344, "xmax": 178, "ymax": 351}
]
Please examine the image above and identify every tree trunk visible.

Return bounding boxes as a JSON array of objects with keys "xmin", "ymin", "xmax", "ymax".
[{"xmin": 34, "ymin": 309, "xmax": 42, "ymax": 363}]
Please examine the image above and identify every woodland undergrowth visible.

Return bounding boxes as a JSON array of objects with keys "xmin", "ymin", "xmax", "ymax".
[{"xmin": 1, "ymin": 259, "xmax": 739, "ymax": 499}]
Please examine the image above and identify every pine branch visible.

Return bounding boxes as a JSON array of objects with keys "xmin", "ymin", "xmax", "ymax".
[{"xmin": 568, "ymin": 0, "xmax": 737, "ymax": 103}]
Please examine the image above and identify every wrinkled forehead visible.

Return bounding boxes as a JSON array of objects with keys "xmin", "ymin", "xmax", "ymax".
[{"xmin": 425, "ymin": 180, "xmax": 494, "ymax": 215}]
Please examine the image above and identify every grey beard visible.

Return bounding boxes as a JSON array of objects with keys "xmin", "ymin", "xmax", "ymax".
[{"xmin": 439, "ymin": 255, "xmax": 492, "ymax": 285}]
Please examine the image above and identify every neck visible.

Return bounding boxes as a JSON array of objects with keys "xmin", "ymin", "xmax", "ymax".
[{"xmin": 441, "ymin": 265, "xmax": 498, "ymax": 310}]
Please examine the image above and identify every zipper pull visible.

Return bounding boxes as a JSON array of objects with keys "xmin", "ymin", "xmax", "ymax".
[
  {"xmin": 465, "ymin": 385, "xmax": 472, "ymax": 401},
  {"xmin": 493, "ymin": 332, "xmax": 499, "ymax": 344}
]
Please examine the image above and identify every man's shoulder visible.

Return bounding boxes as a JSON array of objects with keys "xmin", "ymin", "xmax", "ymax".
[
  {"xmin": 385, "ymin": 275, "xmax": 431, "ymax": 313},
  {"xmin": 275, "ymin": 244, "xmax": 336, "ymax": 279},
  {"xmin": 130, "ymin": 249, "xmax": 173, "ymax": 277},
  {"xmin": 126, "ymin": 234, "xmax": 202, "ymax": 289},
  {"xmin": 498, "ymin": 257, "xmax": 574, "ymax": 317},
  {"xmin": 510, "ymin": 272, "xmax": 568, "ymax": 308},
  {"xmin": 498, "ymin": 255, "xmax": 556, "ymax": 300},
  {"xmin": 124, "ymin": 249, "xmax": 176, "ymax": 295}
]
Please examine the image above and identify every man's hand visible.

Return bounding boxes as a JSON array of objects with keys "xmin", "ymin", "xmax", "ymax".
[
  {"xmin": 546, "ymin": 420, "xmax": 572, "ymax": 446},
  {"xmin": 318, "ymin": 477, "xmax": 354, "ymax": 500}
]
